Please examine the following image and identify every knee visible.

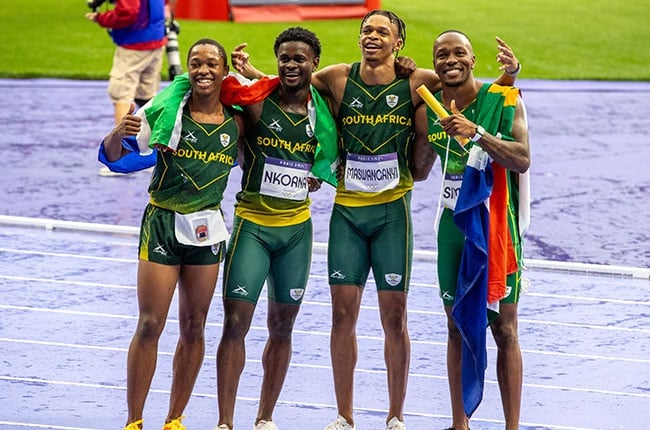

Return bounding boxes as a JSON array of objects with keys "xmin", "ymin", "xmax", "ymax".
[
  {"xmin": 491, "ymin": 319, "xmax": 519, "ymax": 348},
  {"xmin": 446, "ymin": 319, "xmax": 462, "ymax": 342},
  {"xmin": 380, "ymin": 307, "xmax": 408, "ymax": 335},
  {"xmin": 331, "ymin": 304, "xmax": 358, "ymax": 333},
  {"xmin": 135, "ymin": 314, "xmax": 165, "ymax": 343},
  {"xmin": 179, "ymin": 314, "xmax": 207, "ymax": 343},
  {"xmin": 221, "ymin": 311, "xmax": 251, "ymax": 340},
  {"xmin": 268, "ymin": 319, "xmax": 295, "ymax": 342}
]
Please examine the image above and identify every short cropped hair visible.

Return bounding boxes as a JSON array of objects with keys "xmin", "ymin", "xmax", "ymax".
[
  {"xmin": 187, "ymin": 38, "xmax": 228, "ymax": 66},
  {"xmin": 273, "ymin": 27, "xmax": 322, "ymax": 58}
]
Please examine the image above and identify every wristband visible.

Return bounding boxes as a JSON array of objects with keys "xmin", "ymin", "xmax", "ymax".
[
  {"xmin": 471, "ymin": 125, "xmax": 485, "ymax": 143},
  {"xmin": 505, "ymin": 63, "xmax": 521, "ymax": 77}
]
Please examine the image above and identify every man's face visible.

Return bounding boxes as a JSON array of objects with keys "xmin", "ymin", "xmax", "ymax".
[
  {"xmin": 187, "ymin": 44, "xmax": 228, "ymax": 96},
  {"xmin": 433, "ymin": 32, "xmax": 475, "ymax": 87},
  {"xmin": 276, "ymin": 41, "xmax": 319, "ymax": 91},
  {"xmin": 359, "ymin": 14, "xmax": 403, "ymax": 62}
]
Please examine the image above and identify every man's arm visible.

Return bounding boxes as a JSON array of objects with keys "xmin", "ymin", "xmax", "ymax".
[
  {"xmin": 480, "ymin": 95, "xmax": 530, "ymax": 173},
  {"xmin": 442, "ymin": 97, "xmax": 530, "ymax": 173},
  {"xmin": 410, "ymin": 104, "xmax": 437, "ymax": 181},
  {"xmin": 103, "ymin": 103, "xmax": 141, "ymax": 162},
  {"xmin": 230, "ymin": 42, "xmax": 348, "ymax": 106},
  {"xmin": 88, "ymin": 0, "xmax": 140, "ymax": 29},
  {"xmin": 493, "ymin": 36, "xmax": 521, "ymax": 86}
]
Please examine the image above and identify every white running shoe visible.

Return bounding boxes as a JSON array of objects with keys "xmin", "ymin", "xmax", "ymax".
[
  {"xmin": 98, "ymin": 166, "xmax": 129, "ymax": 177},
  {"xmin": 254, "ymin": 420, "xmax": 278, "ymax": 430},
  {"xmin": 98, "ymin": 166, "xmax": 154, "ymax": 177},
  {"xmin": 214, "ymin": 425, "xmax": 231, "ymax": 430},
  {"xmin": 324, "ymin": 415, "xmax": 355, "ymax": 430},
  {"xmin": 386, "ymin": 417, "xmax": 407, "ymax": 430}
]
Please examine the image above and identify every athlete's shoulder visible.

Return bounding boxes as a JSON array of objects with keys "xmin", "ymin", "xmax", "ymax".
[
  {"xmin": 317, "ymin": 63, "xmax": 352, "ymax": 79},
  {"xmin": 313, "ymin": 63, "xmax": 352, "ymax": 98},
  {"xmin": 409, "ymin": 68, "xmax": 439, "ymax": 87}
]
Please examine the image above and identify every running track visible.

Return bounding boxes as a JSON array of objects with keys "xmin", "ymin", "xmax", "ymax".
[{"xmin": 0, "ymin": 78, "xmax": 648, "ymax": 429}]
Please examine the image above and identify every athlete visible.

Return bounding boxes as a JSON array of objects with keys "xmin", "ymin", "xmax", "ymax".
[
  {"xmin": 100, "ymin": 38, "xmax": 244, "ymax": 430},
  {"xmin": 214, "ymin": 27, "xmax": 337, "ymax": 430},
  {"xmin": 417, "ymin": 30, "xmax": 530, "ymax": 430}
]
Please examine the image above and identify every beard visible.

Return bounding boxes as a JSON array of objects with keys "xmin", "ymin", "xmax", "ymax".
[{"xmin": 443, "ymin": 74, "xmax": 469, "ymax": 88}]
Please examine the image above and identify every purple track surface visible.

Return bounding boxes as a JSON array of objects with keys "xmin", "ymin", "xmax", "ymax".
[{"xmin": 0, "ymin": 79, "xmax": 648, "ymax": 429}]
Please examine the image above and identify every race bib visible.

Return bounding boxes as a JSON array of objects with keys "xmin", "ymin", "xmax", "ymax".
[
  {"xmin": 441, "ymin": 173, "xmax": 463, "ymax": 210},
  {"xmin": 259, "ymin": 156, "xmax": 311, "ymax": 201},
  {"xmin": 174, "ymin": 209, "xmax": 229, "ymax": 246},
  {"xmin": 344, "ymin": 152, "xmax": 399, "ymax": 192}
]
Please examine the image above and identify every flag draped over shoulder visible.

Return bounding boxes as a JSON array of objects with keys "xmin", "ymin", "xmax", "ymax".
[
  {"xmin": 136, "ymin": 72, "xmax": 338, "ymax": 186},
  {"xmin": 307, "ymin": 87, "xmax": 339, "ymax": 187},
  {"xmin": 451, "ymin": 84, "xmax": 522, "ymax": 417},
  {"xmin": 136, "ymin": 74, "xmax": 193, "ymax": 153}
]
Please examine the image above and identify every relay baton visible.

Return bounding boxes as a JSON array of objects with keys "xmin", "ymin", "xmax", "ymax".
[{"xmin": 416, "ymin": 84, "xmax": 469, "ymax": 146}]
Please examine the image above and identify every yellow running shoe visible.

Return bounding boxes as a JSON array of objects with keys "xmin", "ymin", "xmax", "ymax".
[
  {"xmin": 124, "ymin": 420, "xmax": 143, "ymax": 430},
  {"xmin": 163, "ymin": 416, "xmax": 186, "ymax": 430}
]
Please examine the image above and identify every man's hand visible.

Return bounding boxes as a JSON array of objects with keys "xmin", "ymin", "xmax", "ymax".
[
  {"xmin": 440, "ymin": 100, "xmax": 475, "ymax": 143},
  {"xmin": 230, "ymin": 43, "xmax": 249, "ymax": 74},
  {"xmin": 395, "ymin": 56, "xmax": 416, "ymax": 79},
  {"xmin": 336, "ymin": 162, "xmax": 345, "ymax": 182},
  {"xmin": 85, "ymin": 12, "xmax": 98, "ymax": 22},
  {"xmin": 103, "ymin": 103, "xmax": 141, "ymax": 162},
  {"xmin": 495, "ymin": 36, "xmax": 520, "ymax": 75},
  {"xmin": 231, "ymin": 43, "xmax": 265, "ymax": 80},
  {"xmin": 307, "ymin": 177, "xmax": 322, "ymax": 193},
  {"xmin": 115, "ymin": 103, "xmax": 141, "ymax": 139}
]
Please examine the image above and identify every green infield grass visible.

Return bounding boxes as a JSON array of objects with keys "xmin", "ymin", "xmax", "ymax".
[{"xmin": 1, "ymin": 0, "xmax": 648, "ymax": 81}]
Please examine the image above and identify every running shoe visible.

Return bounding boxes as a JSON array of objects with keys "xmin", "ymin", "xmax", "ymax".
[
  {"xmin": 254, "ymin": 420, "xmax": 278, "ymax": 430},
  {"xmin": 386, "ymin": 417, "xmax": 406, "ymax": 430},
  {"xmin": 123, "ymin": 420, "xmax": 143, "ymax": 430},
  {"xmin": 215, "ymin": 425, "xmax": 232, "ymax": 430},
  {"xmin": 163, "ymin": 416, "xmax": 186, "ymax": 430},
  {"xmin": 98, "ymin": 166, "xmax": 129, "ymax": 177},
  {"xmin": 98, "ymin": 166, "xmax": 154, "ymax": 177},
  {"xmin": 324, "ymin": 415, "xmax": 355, "ymax": 430}
]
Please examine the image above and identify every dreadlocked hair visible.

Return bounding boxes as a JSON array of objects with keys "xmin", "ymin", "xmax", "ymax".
[{"xmin": 360, "ymin": 9, "xmax": 407, "ymax": 49}]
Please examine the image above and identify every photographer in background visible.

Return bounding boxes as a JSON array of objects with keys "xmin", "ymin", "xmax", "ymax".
[{"xmin": 85, "ymin": 0, "xmax": 174, "ymax": 125}]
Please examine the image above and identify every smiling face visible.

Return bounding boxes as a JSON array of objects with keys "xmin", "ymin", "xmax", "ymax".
[
  {"xmin": 187, "ymin": 43, "xmax": 228, "ymax": 96},
  {"xmin": 276, "ymin": 40, "xmax": 319, "ymax": 91},
  {"xmin": 358, "ymin": 13, "xmax": 403, "ymax": 63},
  {"xmin": 433, "ymin": 31, "xmax": 476, "ymax": 88}
]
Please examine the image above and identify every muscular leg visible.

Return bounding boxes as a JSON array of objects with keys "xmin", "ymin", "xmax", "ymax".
[
  {"xmin": 125, "ymin": 260, "xmax": 180, "ymax": 426},
  {"xmin": 166, "ymin": 263, "xmax": 220, "ymax": 421},
  {"xmin": 256, "ymin": 301, "xmax": 301, "ymax": 423},
  {"xmin": 329, "ymin": 284, "xmax": 363, "ymax": 427},
  {"xmin": 489, "ymin": 303, "xmax": 522, "ymax": 430},
  {"xmin": 378, "ymin": 290, "xmax": 410, "ymax": 423},
  {"xmin": 217, "ymin": 299, "xmax": 256, "ymax": 429},
  {"xmin": 444, "ymin": 305, "xmax": 470, "ymax": 430}
]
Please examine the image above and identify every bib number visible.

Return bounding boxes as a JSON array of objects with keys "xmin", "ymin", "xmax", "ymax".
[
  {"xmin": 174, "ymin": 209, "xmax": 229, "ymax": 246},
  {"xmin": 260, "ymin": 156, "xmax": 311, "ymax": 201},
  {"xmin": 344, "ymin": 152, "xmax": 399, "ymax": 192},
  {"xmin": 441, "ymin": 173, "xmax": 463, "ymax": 210}
]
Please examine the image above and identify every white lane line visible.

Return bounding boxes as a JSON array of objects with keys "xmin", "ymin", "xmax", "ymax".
[{"xmin": 0, "ymin": 375, "xmax": 641, "ymax": 428}]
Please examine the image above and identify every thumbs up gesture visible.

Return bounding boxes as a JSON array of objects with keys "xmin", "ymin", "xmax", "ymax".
[
  {"xmin": 450, "ymin": 99, "xmax": 461, "ymax": 115},
  {"xmin": 439, "ymin": 99, "xmax": 473, "ymax": 146},
  {"xmin": 116, "ymin": 102, "xmax": 142, "ymax": 138}
]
